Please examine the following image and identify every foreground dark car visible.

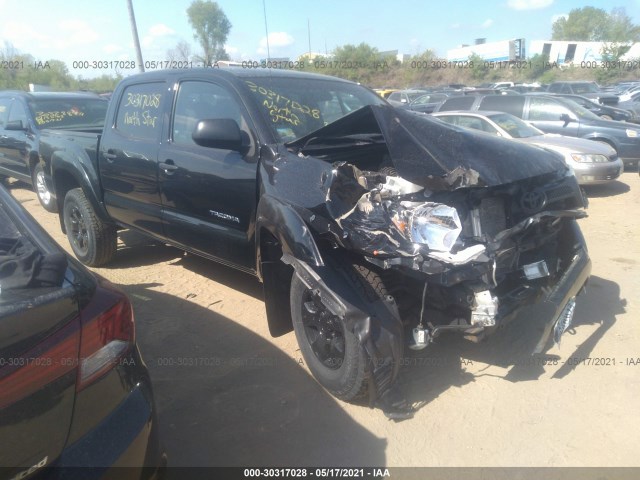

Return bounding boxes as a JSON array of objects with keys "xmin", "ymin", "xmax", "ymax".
[{"xmin": 0, "ymin": 184, "xmax": 163, "ymax": 479}]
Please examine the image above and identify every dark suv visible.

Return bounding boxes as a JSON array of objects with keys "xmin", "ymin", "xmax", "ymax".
[
  {"xmin": 0, "ymin": 91, "xmax": 108, "ymax": 212},
  {"xmin": 434, "ymin": 93, "xmax": 640, "ymax": 168},
  {"xmin": 546, "ymin": 81, "xmax": 619, "ymax": 105}
]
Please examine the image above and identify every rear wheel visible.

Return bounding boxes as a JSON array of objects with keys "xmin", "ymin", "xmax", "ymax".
[
  {"xmin": 291, "ymin": 261, "xmax": 388, "ymax": 401},
  {"xmin": 32, "ymin": 163, "xmax": 57, "ymax": 212},
  {"xmin": 63, "ymin": 188, "xmax": 117, "ymax": 267}
]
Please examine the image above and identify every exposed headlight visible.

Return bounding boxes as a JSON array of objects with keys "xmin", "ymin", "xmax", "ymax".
[
  {"xmin": 570, "ymin": 153, "xmax": 609, "ymax": 163},
  {"xmin": 626, "ymin": 129, "xmax": 639, "ymax": 138},
  {"xmin": 408, "ymin": 204, "xmax": 461, "ymax": 252}
]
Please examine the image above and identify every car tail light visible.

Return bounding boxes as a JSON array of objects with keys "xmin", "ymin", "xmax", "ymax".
[{"xmin": 77, "ymin": 283, "xmax": 135, "ymax": 391}]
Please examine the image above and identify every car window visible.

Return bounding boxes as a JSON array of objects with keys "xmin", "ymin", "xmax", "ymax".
[
  {"xmin": 388, "ymin": 92, "xmax": 401, "ymax": 102},
  {"xmin": 438, "ymin": 96, "xmax": 476, "ymax": 111},
  {"xmin": 0, "ymin": 99, "xmax": 11, "ymax": 128},
  {"xmin": 479, "ymin": 96, "xmax": 525, "ymax": 118},
  {"xmin": 7, "ymin": 101, "xmax": 28, "ymax": 127},
  {"xmin": 172, "ymin": 80, "xmax": 248, "ymax": 146},
  {"xmin": 489, "ymin": 112, "xmax": 543, "ymax": 138},
  {"xmin": 548, "ymin": 84, "xmax": 562, "ymax": 93},
  {"xmin": 528, "ymin": 97, "xmax": 572, "ymax": 121},
  {"xmin": 28, "ymin": 98, "xmax": 108, "ymax": 129},
  {"xmin": 573, "ymin": 83, "xmax": 598, "ymax": 94},
  {"xmin": 115, "ymin": 82, "xmax": 164, "ymax": 141}
]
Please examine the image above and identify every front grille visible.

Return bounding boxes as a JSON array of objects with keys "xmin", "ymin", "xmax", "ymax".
[{"xmin": 478, "ymin": 197, "xmax": 506, "ymax": 238}]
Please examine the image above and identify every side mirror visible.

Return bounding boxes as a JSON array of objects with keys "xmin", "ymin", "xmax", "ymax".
[
  {"xmin": 192, "ymin": 118, "xmax": 243, "ymax": 151},
  {"xmin": 560, "ymin": 113, "xmax": 574, "ymax": 127},
  {"xmin": 5, "ymin": 120, "xmax": 27, "ymax": 131}
]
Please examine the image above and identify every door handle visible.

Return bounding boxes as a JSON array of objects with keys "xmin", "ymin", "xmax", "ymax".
[
  {"xmin": 159, "ymin": 161, "xmax": 178, "ymax": 174},
  {"xmin": 103, "ymin": 150, "xmax": 117, "ymax": 161}
]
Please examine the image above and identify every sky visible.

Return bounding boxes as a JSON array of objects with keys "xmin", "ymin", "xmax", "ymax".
[{"xmin": 1, "ymin": 0, "xmax": 639, "ymax": 78}]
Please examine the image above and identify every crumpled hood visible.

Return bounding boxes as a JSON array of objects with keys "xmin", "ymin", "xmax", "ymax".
[{"xmin": 288, "ymin": 105, "xmax": 568, "ymax": 190}]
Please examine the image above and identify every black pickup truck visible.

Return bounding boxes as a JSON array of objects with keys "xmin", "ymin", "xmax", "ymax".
[
  {"xmin": 42, "ymin": 68, "xmax": 591, "ymax": 417},
  {"xmin": 0, "ymin": 91, "xmax": 108, "ymax": 211}
]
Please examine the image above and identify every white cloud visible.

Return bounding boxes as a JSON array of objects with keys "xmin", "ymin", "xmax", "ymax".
[
  {"xmin": 142, "ymin": 23, "xmax": 178, "ymax": 48},
  {"xmin": 149, "ymin": 23, "xmax": 175, "ymax": 37},
  {"xmin": 481, "ymin": 19, "xmax": 494, "ymax": 28},
  {"xmin": 55, "ymin": 19, "xmax": 99, "ymax": 47},
  {"xmin": 1, "ymin": 22, "xmax": 49, "ymax": 48},
  {"xmin": 507, "ymin": 0, "xmax": 553, "ymax": 10},
  {"xmin": 103, "ymin": 44, "xmax": 123, "ymax": 54},
  {"xmin": 450, "ymin": 23, "xmax": 461, "ymax": 29},
  {"xmin": 257, "ymin": 31, "xmax": 294, "ymax": 54}
]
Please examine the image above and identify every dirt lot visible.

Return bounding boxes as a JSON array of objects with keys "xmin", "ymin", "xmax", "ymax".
[{"xmin": 6, "ymin": 172, "xmax": 640, "ymax": 473}]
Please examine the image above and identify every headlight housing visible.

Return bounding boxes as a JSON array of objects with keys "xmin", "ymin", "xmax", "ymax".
[
  {"xmin": 407, "ymin": 203, "xmax": 462, "ymax": 252},
  {"xmin": 570, "ymin": 153, "xmax": 610, "ymax": 163}
]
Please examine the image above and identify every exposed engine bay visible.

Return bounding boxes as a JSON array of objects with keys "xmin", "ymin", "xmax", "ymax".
[{"xmin": 262, "ymin": 105, "xmax": 591, "ymax": 418}]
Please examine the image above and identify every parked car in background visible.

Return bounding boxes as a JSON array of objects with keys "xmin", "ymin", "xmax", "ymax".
[
  {"xmin": 546, "ymin": 81, "xmax": 619, "ymax": 105},
  {"xmin": 400, "ymin": 92, "xmax": 451, "ymax": 114},
  {"xmin": 386, "ymin": 89, "xmax": 428, "ymax": 106},
  {"xmin": 0, "ymin": 91, "xmax": 108, "ymax": 211},
  {"xmin": 550, "ymin": 93, "xmax": 634, "ymax": 122},
  {"xmin": 618, "ymin": 84, "xmax": 640, "ymax": 102},
  {"xmin": 434, "ymin": 93, "xmax": 640, "ymax": 168},
  {"xmin": 0, "ymin": 183, "xmax": 164, "ymax": 478},
  {"xmin": 432, "ymin": 111, "xmax": 623, "ymax": 184},
  {"xmin": 617, "ymin": 91, "xmax": 640, "ymax": 122}
]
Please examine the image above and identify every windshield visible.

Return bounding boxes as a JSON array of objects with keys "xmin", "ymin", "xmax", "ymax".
[
  {"xmin": 29, "ymin": 98, "xmax": 108, "ymax": 129},
  {"xmin": 488, "ymin": 113, "xmax": 543, "ymax": 138},
  {"xmin": 412, "ymin": 93, "xmax": 448, "ymax": 105},
  {"xmin": 243, "ymin": 76, "xmax": 385, "ymax": 142},
  {"xmin": 572, "ymin": 82, "xmax": 599, "ymax": 94}
]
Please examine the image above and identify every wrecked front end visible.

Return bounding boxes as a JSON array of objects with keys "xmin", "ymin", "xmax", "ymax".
[{"xmin": 265, "ymin": 105, "xmax": 591, "ymax": 416}]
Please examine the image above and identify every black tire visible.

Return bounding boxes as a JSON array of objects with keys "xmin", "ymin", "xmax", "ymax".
[
  {"xmin": 32, "ymin": 163, "xmax": 57, "ymax": 212},
  {"xmin": 291, "ymin": 261, "xmax": 388, "ymax": 401},
  {"xmin": 63, "ymin": 188, "xmax": 117, "ymax": 267}
]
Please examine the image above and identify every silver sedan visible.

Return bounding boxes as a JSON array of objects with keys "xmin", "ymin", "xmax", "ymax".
[{"xmin": 432, "ymin": 110, "xmax": 624, "ymax": 185}]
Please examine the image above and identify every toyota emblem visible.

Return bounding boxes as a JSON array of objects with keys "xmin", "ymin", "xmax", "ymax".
[{"xmin": 521, "ymin": 190, "xmax": 547, "ymax": 212}]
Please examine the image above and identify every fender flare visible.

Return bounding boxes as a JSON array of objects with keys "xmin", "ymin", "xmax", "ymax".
[
  {"xmin": 51, "ymin": 152, "xmax": 111, "ymax": 231},
  {"xmin": 255, "ymin": 194, "xmax": 324, "ymax": 278}
]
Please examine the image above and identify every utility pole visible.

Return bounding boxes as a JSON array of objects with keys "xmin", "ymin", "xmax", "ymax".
[
  {"xmin": 262, "ymin": 0, "xmax": 271, "ymax": 61},
  {"xmin": 127, "ymin": 0, "xmax": 145, "ymax": 72}
]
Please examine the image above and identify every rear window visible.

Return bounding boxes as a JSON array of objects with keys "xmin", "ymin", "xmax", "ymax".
[
  {"xmin": 29, "ymin": 98, "xmax": 108, "ymax": 129},
  {"xmin": 437, "ymin": 96, "xmax": 476, "ymax": 111},
  {"xmin": 479, "ymin": 96, "xmax": 525, "ymax": 118}
]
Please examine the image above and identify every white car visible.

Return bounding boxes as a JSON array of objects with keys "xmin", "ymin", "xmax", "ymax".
[{"xmin": 432, "ymin": 110, "xmax": 624, "ymax": 185}]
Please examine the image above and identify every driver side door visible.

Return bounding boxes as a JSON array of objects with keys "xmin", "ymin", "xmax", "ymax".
[
  {"xmin": 525, "ymin": 97, "xmax": 580, "ymax": 137},
  {"xmin": 158, "ymin": 79, "xmax": 260, "ymax": 272}
]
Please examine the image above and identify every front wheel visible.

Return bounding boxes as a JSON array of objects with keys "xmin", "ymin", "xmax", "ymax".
[
  {"xmin": 291, "ymin": 261, "xmax": 391, "ymax": 401},
  {"xmin": 63, "ymin": 188, "xmax": 117, "ymax": 267},
  {"xmin": 32, "ymin": 163, "xmax": 57, "ymax": 212}
]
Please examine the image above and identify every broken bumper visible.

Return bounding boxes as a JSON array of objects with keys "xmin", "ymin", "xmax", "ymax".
[{"xmin": 532, "ymin": 246, "xmax": 591, "ymax": 354}]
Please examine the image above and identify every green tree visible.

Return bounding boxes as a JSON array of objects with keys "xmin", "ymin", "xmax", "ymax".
[
  {"xmin": 186, "ymin": 0, "xmax": 231, "ymax": 66},
  {"xmin": 552, "ymin": 7, "xmax": 640, "ymax": 42},
  {"xmin": 468, "ymin": 53, "xmax": 490, "ymax": 82}
]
